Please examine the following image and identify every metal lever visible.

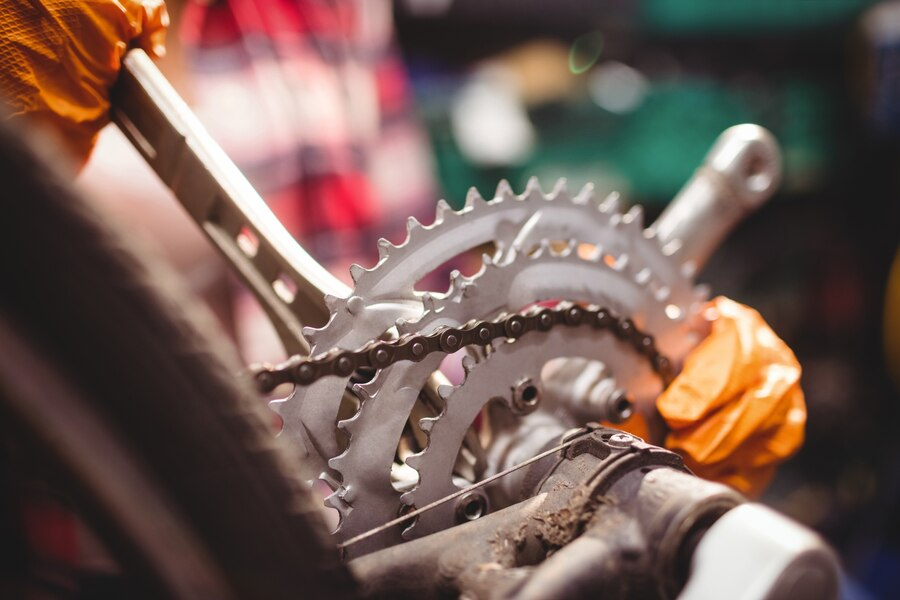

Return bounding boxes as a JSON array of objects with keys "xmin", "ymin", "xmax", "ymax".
[
  {"xmin": 653, "ymin": 124, "xmax": 782, "ymax": 275},
  {"xmin": 110, "ymin": 49, "xmax": 350, "ymax": 355}
]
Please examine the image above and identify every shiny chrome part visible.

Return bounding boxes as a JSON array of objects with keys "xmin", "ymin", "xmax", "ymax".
[
  {"xmin": 309, "ymin": 126, "xmax": 782, "ymax": 555},
  {"xmin": 322, "ymin": 216, "xmax": 700, "ymax": 551},
  {"xmin": 287, "ymin": 176, "xmax": 703, "ymax": 478},
  {"xmin": 110, "ymin": 55, "xmax": 829, "ymax": 599},
  {"xmin": 652, "ymin": 124, "xmax": 782, "ymax": 274},
  {"xmin": 604, "ymin": 389, "xmax": 634, "ymax": 424},
  {"xmin": 111, "ymin": 50, "xmax": 349, "ymax": 355}
]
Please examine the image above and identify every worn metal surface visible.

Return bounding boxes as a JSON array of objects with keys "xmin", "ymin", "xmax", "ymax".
[
  {"xmin": 349, "ymin": 426, "xmax": 749, "ymax": 600},
  {"xmin": 400, "ymin": 321, "xmax": 663, "ymax": 543},
  {"xmin": 257, "ymin": 302, "xmax": 673, "ymax": 555}
]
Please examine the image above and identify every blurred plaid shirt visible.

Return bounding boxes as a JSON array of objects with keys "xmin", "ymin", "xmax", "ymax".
[{"xmin": 181, "ymin": 0, "xmax": 437, "ymax": 276}]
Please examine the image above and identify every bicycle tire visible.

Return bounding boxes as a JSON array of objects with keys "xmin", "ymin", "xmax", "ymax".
[{"xmin": 0, "ymin": 121, "xmax": 355, "ymax": 599}]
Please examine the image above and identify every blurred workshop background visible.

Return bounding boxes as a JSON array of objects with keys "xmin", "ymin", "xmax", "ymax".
[
  {"xmin": 394, "ymin": 3, "xmax": 900, "ymax": 598},
  {"xmin": 74, "ymin": 1, "xmax": 900, "ymax": 598},
  {"xmin": 391, "ymin": 3, "xmax": 900, "ymax": 597}
]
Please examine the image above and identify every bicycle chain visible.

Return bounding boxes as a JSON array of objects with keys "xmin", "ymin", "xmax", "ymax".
[{"xmin": 253, "ymin": 303, "xmax": 675, "ymax": 393}]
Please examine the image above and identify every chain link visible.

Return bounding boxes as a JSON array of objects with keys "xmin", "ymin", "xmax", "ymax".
[{"xmin": 252, "ymin": 302, "xmax": 675, "ymax": 393}]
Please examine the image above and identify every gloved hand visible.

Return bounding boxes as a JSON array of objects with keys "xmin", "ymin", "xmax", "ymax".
[
  {"xmin": 654, "ymin": 296, "xmax": 806, "ymax": 497},
  {"xmin": 0, "ymin": 0, "xmax": 168, "ymax": 163}
]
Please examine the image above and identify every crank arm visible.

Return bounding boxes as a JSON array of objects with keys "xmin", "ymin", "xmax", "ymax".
[
  {"xmin": 110, "ymin": 49, "xmax": 350, "ymax": 355},
  {"xmin": 653, "ymin": 124, "xmax": 782, "ymax": 274},
  {"xmin": 111, "ymin": 50, "xmax": 449, "ymax": 468}
]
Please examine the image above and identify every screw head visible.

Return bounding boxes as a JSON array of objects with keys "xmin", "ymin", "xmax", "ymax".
[{"xmin": 608, "ymin": 432, "xmax": 634, "ymax": 448}]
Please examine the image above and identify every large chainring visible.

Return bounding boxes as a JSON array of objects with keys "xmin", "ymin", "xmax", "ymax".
[
  {"xmin": 274, "ymin": 178, "xmax": 703, "ymax": 480},
  {"xmin": 259, "ymin": 178, "xmax": 717, "ymax": 558}
]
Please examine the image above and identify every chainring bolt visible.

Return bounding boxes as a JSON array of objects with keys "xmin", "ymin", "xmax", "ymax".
[
  {"xmin": 606, "ymin": 390, "xmax": 634, "ymax": 423},
  {"xmin": 608, "ymin": 432, "xmax": 634, "ymax": 448},
  {"xmin": 454, "ymin": 491, "xmax": 488, "ymax": 524},
  {"xmin": 510, "ymin": 378, "xmax": 541, "ymax": 415}
]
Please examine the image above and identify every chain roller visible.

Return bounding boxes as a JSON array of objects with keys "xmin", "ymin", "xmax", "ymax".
[{"xmin": 253, "ymin": 303, "xmax": 675, "ymax": 393}]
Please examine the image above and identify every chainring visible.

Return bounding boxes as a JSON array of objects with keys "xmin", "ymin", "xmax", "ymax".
[
  {"xmin": 270, "ymin": 179, "xmax": 712, "ymax": 558},
  {"xmin": 276, "ymin": 178, "xmax": 703, "ymax": 481}
]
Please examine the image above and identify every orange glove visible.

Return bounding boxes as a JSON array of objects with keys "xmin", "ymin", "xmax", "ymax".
[
  {"xmin": 0, "ymin": 0, "xmax": 168, "ymax": 163},
  {"xmin": 653, "ymin": 296, "xmax": 806, "ymax": 497}
]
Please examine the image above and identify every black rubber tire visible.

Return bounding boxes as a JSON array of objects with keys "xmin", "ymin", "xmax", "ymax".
[{"xmin": 0, "ymin": 121, "xmax": 355, "ymax": 599}]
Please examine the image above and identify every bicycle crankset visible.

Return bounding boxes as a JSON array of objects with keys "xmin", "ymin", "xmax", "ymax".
[
  {"xmin": 112, "ymin": 49, "xmax": 839, "ymax": 599},
  {"xmin": 248, "ymin": 122, "xmax": 781, "ymax": 557}
]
